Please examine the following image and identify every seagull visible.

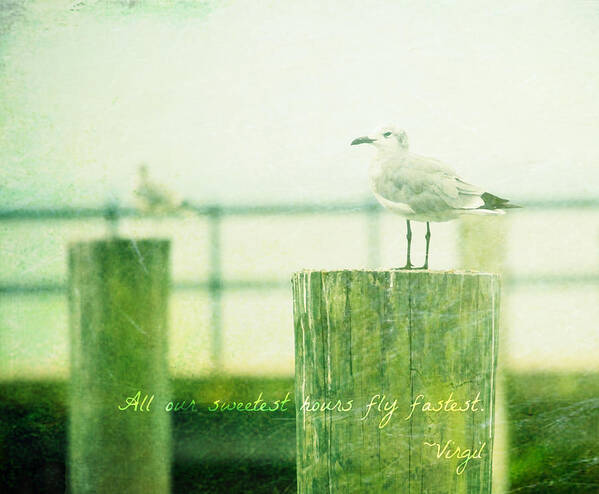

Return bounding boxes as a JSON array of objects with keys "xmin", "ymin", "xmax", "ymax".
[
  {"xmin": 351, "ymin": 126, "xmax": 520, "ymax": 270},
  {"xmin": 134, "ymin": 164, "xmax": 191, "ymax": 214}
]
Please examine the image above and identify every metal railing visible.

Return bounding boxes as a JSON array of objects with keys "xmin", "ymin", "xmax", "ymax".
[
  {"xmin": 1, "ymin": 201, "xmax": 382, "ymax": 368},
  {"xmin": 2, "ymin": 198, "xmax": 598, "ymax": 367}
]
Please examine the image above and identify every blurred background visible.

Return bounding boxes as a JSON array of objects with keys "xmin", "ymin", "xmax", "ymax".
[{"xmin": 1, "ymin": 0, "xmax": 598, "ymax": 492}]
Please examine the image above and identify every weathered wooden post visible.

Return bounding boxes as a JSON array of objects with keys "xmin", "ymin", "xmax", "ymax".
[
  {"xmin": 459, "ymin": 216, "xmax": 509, "ymax": 494},
  {"xmin": 292, "ymin": 270, "xmax": 500, "ymax": 493},
  {"xmin": 68, "ymin": 239, "xmax": 171, "ymax": 494}
]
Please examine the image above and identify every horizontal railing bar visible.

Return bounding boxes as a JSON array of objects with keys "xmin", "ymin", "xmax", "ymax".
[
  {"xmin": 2, "ymin": 273, "xmax": 598, "ymax": 295},
  {"xmin": 520, "ymin": 198, "xmax": 599, "ymax": 209},
  {"xmin": 1, "ymin": 198, "xmax": 599, "ymax": 221},
  {"xmin": 0, "ymin": 208, "xmax": 130, "ymax": 221},
  {"xmin": 0, "ymin": 203, "xmax": 380, "ymax": 220},
  {"xmin": 0, "ymin": 280, "xmax": 290, "ymax": 295},
  {"xmin": 505, "ymin": 273, "xmax": 599, "ymax": 286},
  {"xmin": 0, "ymin": 283, "xmax": 66, "ymax": 294}
]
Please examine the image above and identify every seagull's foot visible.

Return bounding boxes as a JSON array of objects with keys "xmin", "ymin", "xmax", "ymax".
[{"xmin": 397, "ymin": 263, "xmax": 414, "ymax": 270}]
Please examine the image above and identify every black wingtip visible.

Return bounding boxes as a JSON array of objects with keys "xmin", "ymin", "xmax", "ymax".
[{"xmin": 480, "ymin": 192, "xmax": 522, "ymax": 210}]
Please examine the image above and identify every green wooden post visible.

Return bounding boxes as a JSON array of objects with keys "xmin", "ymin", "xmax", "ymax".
[
  {"xmin": 68, "ymin": 239, "xmax": 171, "ymax": 494},
  {"xmin": 459, "ymin": 216, "xmax": 509, "ymax": 494},
  {"xmin": 458, "ymin": 216, "xmax": 507, "ymax": 273},
  {"xmin": 292, "ymin": 270, "xmax": 500, "ymax": 493}
]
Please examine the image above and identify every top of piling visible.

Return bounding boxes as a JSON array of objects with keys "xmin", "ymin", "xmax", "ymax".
[
  {"xmin": 68, "ymin": 239, "xmax": 171, "ymax": 260},
  {"xmin": 68, "ymin": 237, "xmax": 170, "ymax": 249},
  {"xmin": 293, "ymin": 268, "xmax": 499, "ymax": 277}
]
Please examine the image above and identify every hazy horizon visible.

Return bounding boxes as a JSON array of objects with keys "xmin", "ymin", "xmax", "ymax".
[{"xmin": 2, "ymin": 0, "xmax": 599, "ymax": 209}]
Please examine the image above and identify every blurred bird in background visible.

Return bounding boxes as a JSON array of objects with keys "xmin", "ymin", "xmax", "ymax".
[
  {"xmin": 134, "ymin": 164, "xmax": 192, "ymax": 214},
  {"xmin": 351, "ymin": 126, "xmax": 520, "ymax": 270}
]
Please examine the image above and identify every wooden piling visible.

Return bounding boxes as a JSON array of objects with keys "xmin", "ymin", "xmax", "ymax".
[
  {"xmin": 459, "ymin": 216, "xmax": 509, "ymax": 494},
  {"xmin": 68, "ymin": 239, "xmax": 171, "ymax": 494},
  {"xmin": 292, "ymin": 270, "xmax": 500, "ymax": 493}
]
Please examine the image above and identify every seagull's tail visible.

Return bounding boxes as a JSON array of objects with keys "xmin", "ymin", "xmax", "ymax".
[{"xmin": 479, "ymin": 192, "xmax": 521, "ymax": 210}]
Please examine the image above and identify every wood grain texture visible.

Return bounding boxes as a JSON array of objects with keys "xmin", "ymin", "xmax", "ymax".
[
  {"xmin": 292, "ymin": 270, "xmax": 500, "ymax": 493},
  {"xmin": 68, "ymin": 239, "xmax": 171, "ymax": 494},
  {"xmin": 459, "ymin": 216, "xmax": 509, "ymax": 494}
]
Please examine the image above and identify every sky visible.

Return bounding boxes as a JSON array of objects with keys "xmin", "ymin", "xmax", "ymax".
[{"xmin": 1, "ymin": 0, "xmax": 599, "ymax": 209}]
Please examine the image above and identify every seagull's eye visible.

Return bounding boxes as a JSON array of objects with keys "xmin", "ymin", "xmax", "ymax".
[{"xmin": 383, "ymin": 132, "xmax": 392, "ymax": 138}]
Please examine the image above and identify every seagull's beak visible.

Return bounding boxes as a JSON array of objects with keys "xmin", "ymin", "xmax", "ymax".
[{"xmin": 351, "ymin": 136, "xmax": 376, "ymax": 146}]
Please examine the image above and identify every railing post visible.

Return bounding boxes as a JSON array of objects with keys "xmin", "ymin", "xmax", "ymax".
[
  {"xmin": 68, "ymin": 238, "xmax": 171, "ymax": 494},
  {"xmin": 208, "ymin": 206, "xmax": 223, "ymax": 370},
  {"xmin": 292, "ymin": 270, "xmax": 500, "ymax": 493},
  {"xmin": 103, "ymin": 202, "xmax": 120, "ymax": 238},
  {"xmin": 366, "ymin": 206, "xmax": 381, "ymax": 268}
]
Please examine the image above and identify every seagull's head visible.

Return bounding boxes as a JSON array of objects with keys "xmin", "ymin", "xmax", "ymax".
[{"xmin": 351, "ymin": 126, "xmax": 409, "ymax": 153}]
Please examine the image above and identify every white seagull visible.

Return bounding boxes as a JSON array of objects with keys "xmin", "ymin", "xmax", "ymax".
[
  {"xmin": 134, "ymin": 164, "xmax": 189, "ymax": 214},
  {"xmin": 351, "ymin": 126, "xmax": 520, "ymax": 270}
]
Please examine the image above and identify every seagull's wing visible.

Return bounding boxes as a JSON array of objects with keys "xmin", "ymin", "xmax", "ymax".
[
  {"xmin": 135, "ymin": 180, "xmax": 183, "ymax": 212},
  {"xmin": 377, "ymin": 153, "xmax": 485, "ymax": 214}
]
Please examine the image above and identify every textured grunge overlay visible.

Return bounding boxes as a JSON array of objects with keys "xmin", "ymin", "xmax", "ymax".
[{"xmin": 1, "ymin": 1, "xmax": 598, "ymax": 493}]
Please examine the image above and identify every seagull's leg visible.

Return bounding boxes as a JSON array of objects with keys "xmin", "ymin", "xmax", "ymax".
[
  {"xmin": 416, "ymin": 222, "xmax": 431, "ymax": 270},
  {"xmin": 400, "ymin": 220, "xmax": 413, "ymax": 270},
  {"xmin": 424, "ymin": 222, "xmax": 431, "ymax": 269}
]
